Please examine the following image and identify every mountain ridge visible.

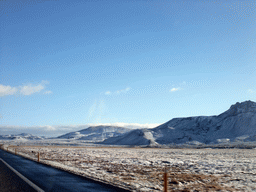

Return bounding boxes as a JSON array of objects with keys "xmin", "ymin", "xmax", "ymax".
[
  {"xmin": 2, "ymin": 101, "xmax": 256, "ymax": 145},
  {"xmin": 0, "ymin": 133, "xmax": 44, "ymax": 140},
  {"xmin": 102, "ymin": 100, "xmax": 256, "ymax": 145},
  {"xmin": 57, "ymin": 125, "xmax": 132, "ymax": 141}
]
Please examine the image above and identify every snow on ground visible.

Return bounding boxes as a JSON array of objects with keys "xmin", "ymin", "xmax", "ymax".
[{"xmin": 4, "ymin": 145, "xmax": 256, "ymax": 192}]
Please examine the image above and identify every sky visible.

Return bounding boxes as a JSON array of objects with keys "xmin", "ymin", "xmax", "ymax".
[{"xmin": 0, "ymin": 0, "xmax": 256, "ymax": 136}]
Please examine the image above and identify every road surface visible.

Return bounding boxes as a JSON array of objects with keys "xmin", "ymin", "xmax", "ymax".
[{"xmin": 0, "ymin": 149, "xmax": 129, "ymax": 192}]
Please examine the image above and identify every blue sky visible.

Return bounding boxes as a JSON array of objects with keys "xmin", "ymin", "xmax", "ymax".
[{"xmin": 1, "ymin": 0, "xmax": 256, "ymax": 136}]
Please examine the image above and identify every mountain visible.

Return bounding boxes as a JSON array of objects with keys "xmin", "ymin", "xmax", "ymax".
[
  {"xmin": 0, "ymin": 133, "xmax": 44, "ymax": 140},
  {"xmin": 101, "ymin": 100, "xmax": 256, "ymax": 145},
  {"xmin": 101, "ymin": 129, "xmax": 158, "ymax": 146},
  {"xmin": 57, "ymin": 125, "xmax": 131, "ymax": 141}
]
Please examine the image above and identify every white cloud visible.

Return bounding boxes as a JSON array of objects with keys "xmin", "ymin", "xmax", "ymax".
[
  {"xmin": 248, "ymin": 89, "xmax": 255, "ymax": 93},
  {"xmin": 0, "ymin": 85, "xmax": 18, "ymax": 96},
  {"xmin": 88, "ymin": 100, "xmax": 97, "ymax": 119},
  {"xmin": 42, "ymin": 125, "xmax": 56, "ymax": 131},
  {"xmin": 20, "ymin": 84, "xmax": 44, "ymax": 95},
  {"xmin": 20, "ymin": 81, "xmax": 48, "ymax": 95},
  {"xmin": 117, "ymin": 87, "xmax": 131, "ymax": 94},
  {"xmin": 0, "ymin": 81, "xmax": 51, "ymax": 97},
  {"xmin": 87, "ymin": 99, "xmax": 107, "ymax": 123},
  {"xmin": 88, "ymin": 122, "xmax": 161, "ymax": 129},
  {"xmin": 43, "ymin": 90, "xmax": 52, "ymax": 94},
  {"xmin": 0, "ymin": 125, "xmax": 65, "ymax": 137},
  {"xmin": 105, "ymin": 87, "xmax": 131, "ymax": 95},
  {"xmin": 105, "ymin": 91, "xmax": 111, "ymax": 95},
  {"xmin": 169, "ymin": 81, "xmax": 186, "ymax": 93},
  {"xmin": 170, "ymin": 87, "xmax": 181, "ymax": 92}
]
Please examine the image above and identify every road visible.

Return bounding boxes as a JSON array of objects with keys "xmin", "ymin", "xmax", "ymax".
[
  {"xmin": 0, "ymin": 159, "xmax": 39, "ymax": 192},
  {"xmin": 0, "ymin": 149, "xmax": 129, "ymax": 192}
]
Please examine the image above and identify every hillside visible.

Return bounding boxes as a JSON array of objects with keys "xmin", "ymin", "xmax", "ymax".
[
  {"xmin": 101, "ymin": 100, "xmax": 256, "ymax": 145},
  {"xmin": 57, "ymin": 125, "xmax": 131, "ymax": 141},
  {"xmin": 0, "ymin": 133, "xmax": 44, "ymax": 140}
]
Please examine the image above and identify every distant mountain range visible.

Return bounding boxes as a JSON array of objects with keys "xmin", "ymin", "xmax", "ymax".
[
  {"xmin": 57, "ymin": 126, "xmax": 131, "ymax": 141},
  {"xmin": 101, "ymin": 100, "xmax": 256, "ymax": 145},
  {"xmin": 2, "ymin": 101, "xmax": 256, "ymax": 146},
  {"xmin": 0, "ymin": 133, "xmax": 44, "ymax": 140}
]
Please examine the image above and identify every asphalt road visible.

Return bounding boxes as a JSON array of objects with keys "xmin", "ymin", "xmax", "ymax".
[
  {"xmin": 0, "ymin": 159, "xmax": 39, "ymax": 192},
  {"xmin": 0, "ymin": 149, "xmax": 129, "ymax": 192}
]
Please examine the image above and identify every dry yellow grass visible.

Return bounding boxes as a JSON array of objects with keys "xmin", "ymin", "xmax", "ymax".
[{"xmin": 9, "ymin": 145, "xmax": 246, "ymax": 191}]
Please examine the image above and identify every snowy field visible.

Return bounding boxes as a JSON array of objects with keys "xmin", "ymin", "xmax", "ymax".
[{"xmin": 2, "ymin": 143, "xmax": 256, "ymax": 192}]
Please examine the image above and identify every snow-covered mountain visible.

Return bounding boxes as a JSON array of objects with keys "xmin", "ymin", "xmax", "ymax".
[
  {"xmin": 57, "ymin": 125, "xmax": 131, "ymax": 141},
  {"xmin": 101, "ymin": 100, "xmax": 256, "ymax": 145},
  {"xmin": 0, "ymin": 133, "xmax": 44, "ymax": 140},
  {"xmin": 100, "ymin": 129, "xmax": 158, "ymax": 146}
]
